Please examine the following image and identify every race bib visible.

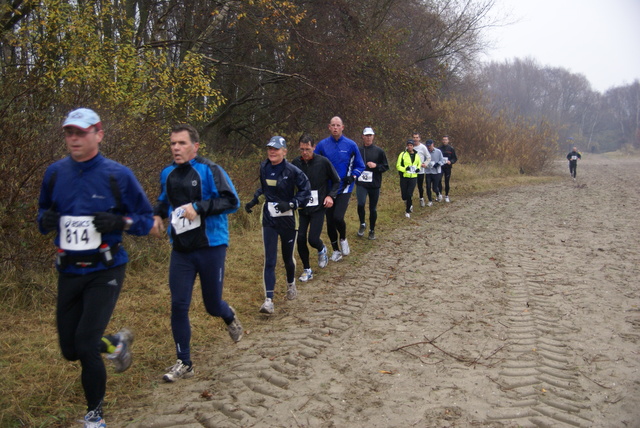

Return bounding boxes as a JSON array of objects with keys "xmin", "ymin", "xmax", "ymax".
[
  {"xmin": 267, "ymin": 202, "xmax": 293, "ymax": 217},
  {"xmin": 571, "ymin": 156, "xmax": 577, "ymax": 160},
  {"xmin": 408, "ymin": 166, "xmax": 418, "ymax": 173},
  {"xmin": 171, "ymin": 209, "xmax": 201, "ymax": 235},
  {"xmin": 358, "ymin": 171, "xmax": 373, "ymax": 182},
  {"xmin": 60, "ymin": 216, "xmax": 101, "ymax": 251},
  {"xmin": 307, "ymin": 190, "xmax": 319, "ymax": 207},
  {"xmin": 443, "ymin": 157, "xmax": 449, "ymax": 163}
]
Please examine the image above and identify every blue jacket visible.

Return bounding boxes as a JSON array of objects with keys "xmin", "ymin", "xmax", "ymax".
[
  {"xmin": 314, "ymin": 135, "xmax": 365, "ymax": 194},
  {"xmin": 38, "ymin": 153, "xmax": 154, "ymax": 274},
  {"xmin": 251, "ymin": 159, "xmax": 311, "ymax": 229},
  {"xmin": 154, "ymin": 156, "xmax": 240, "ymax": 252}
]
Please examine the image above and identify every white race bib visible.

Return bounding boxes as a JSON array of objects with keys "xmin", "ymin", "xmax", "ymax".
[
  {"xmin": 571, "ymin": 156, "xmax": 577, "ymax": 160},
  {"xmin": 307, "ymin": 190, "xmax": 319, "ymax": 207},
  {"xmin": 171, "ymin": 210, "xmax": 201, "ymax": 235},
  {"xmin": 443, "ymin": 157, "xmax": 449, "ymax": 163},
  {"xmin": 60, "ymin": 216, "xmax": 101, "ymax": 251},
  {"xmin": 358, "ymin": 171, "xmax": 373, "ymax": 182},
  {"xmin": 408, "ymin": 166, "xmax": 418, "ymax": 173},
  {"xmin": 267, "ymin": 202, "xmax": 293, "ymax": 217}
]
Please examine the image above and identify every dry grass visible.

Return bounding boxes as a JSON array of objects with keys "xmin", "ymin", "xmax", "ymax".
[{"xmin": 0, "ymin": 161, "xmax": 562, "ymax": 427}]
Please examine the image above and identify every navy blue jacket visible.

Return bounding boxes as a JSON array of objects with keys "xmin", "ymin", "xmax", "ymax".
[
  {"xmin": 251, "ymin": 159, "xmax": 311, "ymax": 229},
  {"xmin": 38, "ymin": 153, "xmax": 154, "ymax": 274}
]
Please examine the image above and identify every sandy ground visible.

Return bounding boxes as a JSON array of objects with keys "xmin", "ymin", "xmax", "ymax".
[{"xmin": 112, "ymin": 154, "xmax": 640, "ymax": 428}]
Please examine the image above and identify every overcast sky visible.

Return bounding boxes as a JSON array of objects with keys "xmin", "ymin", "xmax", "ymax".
[{"xmin": 481, "ymin": 0, "xmax": 640, "ymax": 93}]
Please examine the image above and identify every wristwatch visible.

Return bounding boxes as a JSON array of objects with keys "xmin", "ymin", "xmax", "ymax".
[{"xmin": 123, "ymin": 217, "xmax": 134, "ymax": 231}]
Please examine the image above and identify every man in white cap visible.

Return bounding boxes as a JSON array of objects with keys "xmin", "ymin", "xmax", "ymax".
[
  {"xmin": 355, "ymin": 127, "xmax": 389, "ymax": 240},
  {"xmin": 37, "ymin": 108, "xmax": 154, "ymax": 427}
]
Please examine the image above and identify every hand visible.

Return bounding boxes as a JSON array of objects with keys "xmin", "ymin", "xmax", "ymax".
[
  {"xmin": 245, "ymin": 199, "xmax": 257, "ymax": 213},
  {"xmin": 275, "ymin": 201, "xmax": 291, "ymax": 213},
  {"xmin": 92, "ymin": 212, "xmax": 126, "ymax": 234},
  {"xmin": 343, "ymin": 175, "xmax": 355, "ymax": 185},
  {"xmin": 41, "ymin": 209, "xmax": 60, "ymax": 233}
]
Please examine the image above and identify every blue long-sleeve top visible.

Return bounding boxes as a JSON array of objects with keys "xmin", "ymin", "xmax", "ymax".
[{"xmin": 314, "ymin": 135, "xmax": 365, "ymax": 194}]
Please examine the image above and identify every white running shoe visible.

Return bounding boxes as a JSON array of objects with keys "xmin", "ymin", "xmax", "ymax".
[
  {"xmin": 427, "ymin": 201, "xmax": 433, "ymax": 207},
  {"xmin": 420, "ymin": 198, "xmax": 425, "ymax": 207},
  {"xmin": 318, "ymin": 246, "xmax": 328, "ymax": 268},
  {"xmin": 330, "ymin": 250, "xmax": 343, "ymax": 262},
  {"xmin": 163, "ymin": 359, "xmax": 194, "ymax": 382},
  {"xmin": 107, "ymin": 328, "xmax": 134, "ymax": 373},
  {"xmin": 340, "ymin": 239, "xmax": 350, "ymax": 256},
  {"xmin": 83, "ymin": 410, "xmax": 106, "ymax": 428},
  {"xmin": 227, "ymin": 307, "xmax": 243, "ymax": 342},
  {"xmin": 299, "ymin": 268, "xmax": 313, "ymax": 282},
  {"xmin": 437, "ymin": 194, "xmax": 443, "ymax": 202},
  {"xmin": 405, "ymin": 212, "xmax": 410, "ymax": 218},
  {"xmin": 445, "ymin": 196, "xmax": 450, "ymax": 203},
  {"xmin": 287, "ymin": 282, "xmax": 297, "ymax": 300},
  {"xmin": 259, "ymin": 297, "xmax": 274, "ymax": 314}
]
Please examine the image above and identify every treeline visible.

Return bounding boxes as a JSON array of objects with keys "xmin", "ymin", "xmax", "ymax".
[{"xmin": 0, "ymin": 0, "xmax": 637, "ymax": 281}]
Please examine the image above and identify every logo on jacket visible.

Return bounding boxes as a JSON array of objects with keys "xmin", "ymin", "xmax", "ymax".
[{"xmin": 192, "ymin": 180, "xmax": 198, "ymax": 186}]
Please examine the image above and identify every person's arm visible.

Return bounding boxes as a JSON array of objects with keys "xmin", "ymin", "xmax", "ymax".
[
  {"xmin": 193, "ymin": 164, "xmax": 240, "ymax": 216},
  {"xmin": 376, "ymin": 148, "xmax": 389, "ymax": 173}
]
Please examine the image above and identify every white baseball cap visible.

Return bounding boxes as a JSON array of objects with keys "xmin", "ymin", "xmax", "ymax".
[
  {"xmin": 63, "ymin": 108, "xmax": 102, "ymax": 131},
  {"xmin": 362, "ymin": 127, "xmax": 375, "ymax": 135}
]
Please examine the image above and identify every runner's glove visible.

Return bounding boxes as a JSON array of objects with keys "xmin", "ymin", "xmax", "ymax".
[
  {"xmin": 92, "ymin": 212, "xmax": 126, "ymax": 233},
  {"xmin": 275, "ymin": 201, "xmax": 292, "ymax": 213},
  {"xmin": 244, "ymin": 199, "xmax": 258, "ymax": 213},
  {"xmin": 41, "ymin": 209, "xmax": 60, "ymax": 233}
]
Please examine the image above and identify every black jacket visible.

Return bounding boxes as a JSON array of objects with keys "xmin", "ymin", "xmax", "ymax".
[
  {"xmin": 292, "ymin": 154, "xmax": 340, "ymax": 214},
  {"xmin": 357, "ymin": 144, "xmax": 389, "ymax": 189}
]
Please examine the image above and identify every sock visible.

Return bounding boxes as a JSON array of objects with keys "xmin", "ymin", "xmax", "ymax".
[{"xmin": 101, "ymin": 337, "xmax": 117, "ymax": 354}]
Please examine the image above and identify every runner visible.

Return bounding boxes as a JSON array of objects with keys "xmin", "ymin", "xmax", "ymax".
[
  {"xmin": 566, "ymin": 146, "xmax": 582, "ymax": 179},
  {"xmin": 412, "ymin": 132, "xmax": 431, "ymax": 207},
  {"xmin": 396, "ymin": 139, "xmax": 422, "ymax": 218},
  {"xmin": 438, "ymin": 135, "xmax": 458, "ymax": 202},
  {"xmin": 356, "ymin": 127, "xmax": 389, "ymax": 239},
  {"xmin": 292, "ymin": 134, "xmax": 340, "ymax": 282},
  {"xmin": 314, "ymin": 116, "xmax": 365, "ymax": 261},
  {"xmin": 424, "ymin": 139, "xmax": 444, "ymax": 206},
  {"xmin": 38, "ymin": 108, "xmax": 154, "ymax": 428},
  {"xmin": 152, "ymin": 123, "xmax": 243, "ymax": 383},
  {"xmin": 245, "ymin": 136, "xmax": 311, "ymax": 313}
]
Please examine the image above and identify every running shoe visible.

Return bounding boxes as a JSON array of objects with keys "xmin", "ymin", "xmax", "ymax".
[
  {"xmin": 227, "ymin": 307, "xmax": 243, "ymax": 342},
  {"xmin": 107, "ymin": 328, "xmax": 134, "ymax": 373},
  {"xmin": 410, "ymin": 205, "xmax": 413, "ymax": 212},
  {"xmin": 318, "ymin": 246, "xmax": 328, "ymax": 268},
  {"xmin": 420, "ymin": 198, "xmax": 425, "ymax": 207},
  {"xmin": 260, "ymin": 297, "xmax": 274, "ymax": 314},
  {"xmin": 83, "ymin": 410, "xmax": 106, "ymax": 428},
  {"xmin": 445, "ymin": 196, "xmax": 450, "ymax": 203},
  {"xmin": 437, "ymin": 194, "xmax": 443, "ymax": 202},
  {"xmin": 299, "ymin": 268, "xmax": 313, "ymax": 282},
  {"xmin": 340, "ymin": 239, "xmax": 350, "ymax": 256},
  {"xmin": 163, "ymin": 359, "xmax": 194, "ymax": 382},
  {"xmin": 368, "ymin": 230, "xmax": 376, "ymax": 240},
  {"xmin": 287, "ymin": 282, "xmax": 297, "ymax": 300},
  {"xmin": 357, "ymin": 223, "xmax": 366, "ymax": 237},
  {"xmin": 330, "ymin": 250, "xmax": 343, "ymax": 262},
  {"xmin": 405, "ymin": 212, "xmax": 410, "ymax": 218},
  {"xmin": 427, "ymin": 201, "xmax": 433, "ymax": 207}
]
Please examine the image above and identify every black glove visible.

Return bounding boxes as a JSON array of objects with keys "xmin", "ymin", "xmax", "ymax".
[
  {"xmin": 245, "ymin": 199, "xmax": 257, "ymax": 213},
  {"xmin": 343, "ymin": 175, "xmax": 355, "ymax": 185},
  {"xmin": 92, "ymin": 212, "xmax": 126, "ymax": 234},
  {"xmin": 41, "ymin": 209, "xmax": 60, "ymax": 233},
  {"xmin": 275, "ymin": 201, "xmax": 292, "ymax": 213}
]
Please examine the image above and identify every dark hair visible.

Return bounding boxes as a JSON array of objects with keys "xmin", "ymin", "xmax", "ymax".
[
  {"xmin": 171, "ymin": 124, "xmax": 200, "ymax": 143},
  {"xmin": 299, "ymin": 133, "xmax": 315, "ymax": 145}
]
